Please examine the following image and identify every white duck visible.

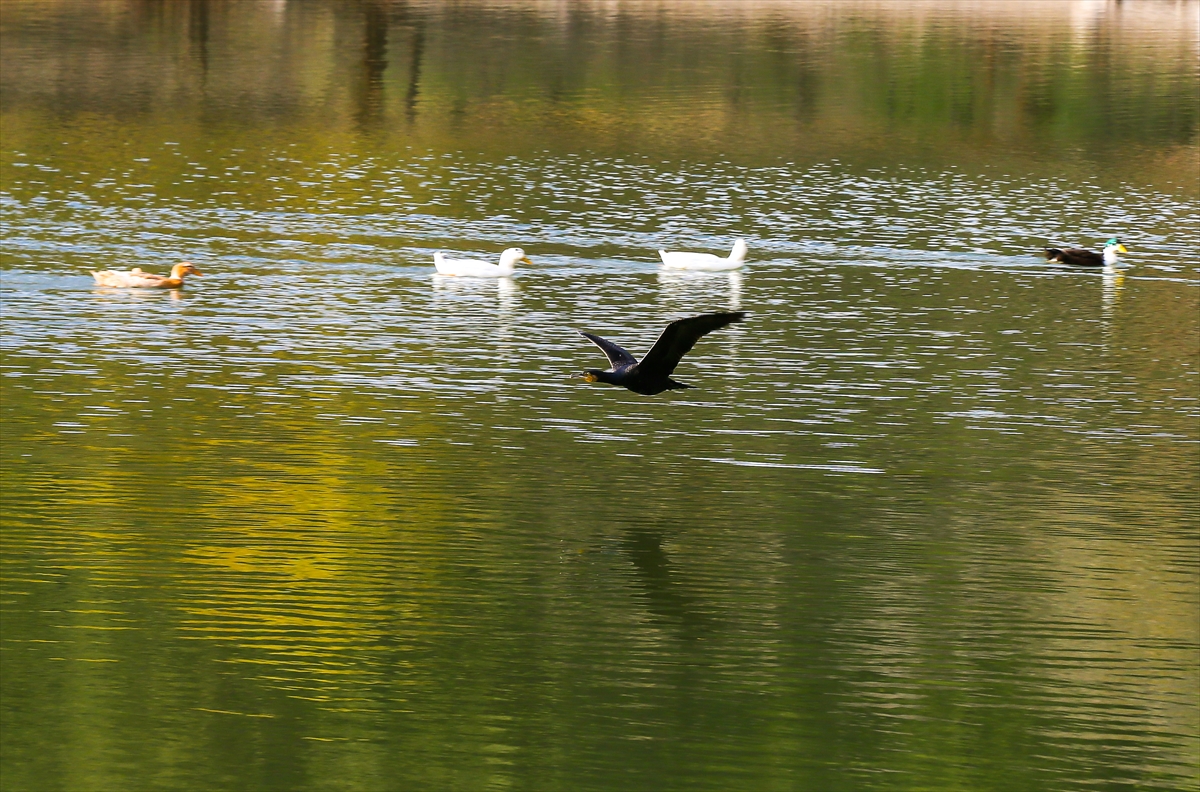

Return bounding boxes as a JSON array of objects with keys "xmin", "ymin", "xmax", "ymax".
[
  {"xmin": 659, "ymin": 239, "xmax": 748, "ymax": 271},
  {"xmin": 433, "ymin": 248, "xmax": 532, "ymax": 277},
  {"xmin": 92, "ymin": 262, "xmax": 203, "ymax": 288}
]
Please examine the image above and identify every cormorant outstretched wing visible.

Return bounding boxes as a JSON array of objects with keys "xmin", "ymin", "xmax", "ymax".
[
  {"xmin": 638, "ymin": 312, "xmax": 745, "ymax": 378},
  {"xmin": 579, "ymin": 331, "xmax": 637, "ymax": 369}
]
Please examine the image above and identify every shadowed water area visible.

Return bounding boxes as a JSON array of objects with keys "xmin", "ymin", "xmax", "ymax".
[{"xmin": 1, "ymin": 1, "xmax": 1198, "ymax": 790}]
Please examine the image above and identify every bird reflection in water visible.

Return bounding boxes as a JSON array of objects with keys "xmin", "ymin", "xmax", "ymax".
[
  {"xmin": 657, "ymin": 268, "xmax": 743, "ymax": 313},
  {"xmin": 1101, "ymin": 266, "xmax": 1125, "ymax": 314},
  {"xmin": 92, "ymin": 286, "xmax": 185, "ymax": 302},
  {"xmin": 655, "ymin": 270, "xmax": 745, "ymax": 379},
  {"xmin": 431, "ymin": 273, "xmax": 520, "ymax": 360},
  {"xmin": 620, "ymin": 526, "xmax": 709, "ymax": 641},
  {"xmin": 496, "ymin": 275, "xmax": 518, "ymax": 313},
  {"xmin": 431, "ymin": 272, "xmax": 518, "ymax": 305},
  {"xmin": 1100, "ymin": 265, "xmax": 1125, "ymax": 349}
]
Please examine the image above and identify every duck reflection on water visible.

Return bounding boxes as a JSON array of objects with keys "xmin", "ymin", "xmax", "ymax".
[
  {"xmin": 92, "ymin": 283, "xmax": 186, "ymax": 301},
  {"xmin": 431, "ymin": 272, "xmax": 518, "ymax": 305},
  {"xmin": 657, "ymin": 268, "xmax": 743, "ymax": 313},
  {"xmin": 1101, "ymin": 265, "xmax": 1125, "ymax": 314},
  {"xmin": 1100, "ymin": 265, "xmax": 1126, "ymax": 349},
  {"xmin": 430, "ymin": 273, "xmax": 520, "ymax": 356}
]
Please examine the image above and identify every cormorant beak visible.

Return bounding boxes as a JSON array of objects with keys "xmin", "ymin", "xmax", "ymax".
[{"xmin": 580, "ymin": 372, "xmax": 598, "ymax": 383}]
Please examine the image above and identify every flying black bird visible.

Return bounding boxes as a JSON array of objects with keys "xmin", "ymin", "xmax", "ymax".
[{"xmin": 578, "ymin": 312, "xmax": 745, "ymax": 395}]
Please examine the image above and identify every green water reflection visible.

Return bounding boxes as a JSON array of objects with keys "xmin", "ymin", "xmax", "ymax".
[
  {"xmin": 2, "ymin": 2, "xmax": 1198, "ymax": 791},
  {"xmin": 2, "ymin": 0, "xmax": 1198, "ymax": 188}
]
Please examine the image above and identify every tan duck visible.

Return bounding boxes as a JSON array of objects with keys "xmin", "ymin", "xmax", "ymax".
[{"xmin": 92, "ymin": 262, "xmax": 203, "ymax": 288}]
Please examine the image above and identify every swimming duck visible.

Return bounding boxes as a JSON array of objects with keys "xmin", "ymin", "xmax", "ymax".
[
  {"xmin": 1044, "ymin": 238, "xmax": 1127, "ymax": 267},
  {"xmin": 433, "ymin": 248, "xmax": 532, "ymax": 277},
  {"xmin": 578, "ymin": 311, "xmax": 745, "ymax": 395},
  {"xmin": 92, "ymin": 262, "xmax": 203, "ymax": 288},
  {"xmin": 659, "ymin": 239, "xmax": 748, "ymax": 271}
]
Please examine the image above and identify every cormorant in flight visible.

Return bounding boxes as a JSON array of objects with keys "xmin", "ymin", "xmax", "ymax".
[{"xmin": 578, "ymin": 312, "xmax": 745, "ymax": 395}]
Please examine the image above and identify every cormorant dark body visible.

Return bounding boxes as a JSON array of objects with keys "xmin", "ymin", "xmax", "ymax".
[{"xmin": 578, "ymin": 312, "xmax": 745, "ymax": 395}]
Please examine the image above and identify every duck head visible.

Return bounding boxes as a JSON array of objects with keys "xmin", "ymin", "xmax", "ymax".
[
  {"xmin": 170, "ymin": 262, "xmax": 204, "ymax": 278},
  {"xmin": 1102, "ymin": 238, "xmax": 1128, "ymax": 265},
  {"xmin": 730, "ymin": 238, "xmax": 748, "ymax": 262},
  {"xmin": 498, "ymin": 248, "xmax": 533, "ymax": 269}
]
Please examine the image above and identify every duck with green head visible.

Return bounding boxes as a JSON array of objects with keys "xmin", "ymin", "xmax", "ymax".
[{"xmin": 1045, "ymin": 238, "xmax": 1128, "ymax": 267}]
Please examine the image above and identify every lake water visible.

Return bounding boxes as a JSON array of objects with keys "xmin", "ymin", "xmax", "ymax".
[{"xmin": 1, "ymin": 1, "xmax": 1198, "ymax": 790}]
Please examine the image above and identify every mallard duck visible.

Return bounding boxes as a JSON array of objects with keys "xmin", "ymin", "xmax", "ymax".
[
  {"xmin": 433, "ymin": 248, "xmax": 532, "ymax": 277},
  {"xmin": 659, "ymin": 239, "xmax": 747, "ymax": 271},
  {"xmin": 92, "ymin": 262, "xmax": 203, "ymax": 288},
  {"xmin": 578, "ymin": 312, "xmax": 745, "ymax": 395},
  {"xmin": 1044, "ymin": 238, "xmax": 1127, "ymax": 267}
]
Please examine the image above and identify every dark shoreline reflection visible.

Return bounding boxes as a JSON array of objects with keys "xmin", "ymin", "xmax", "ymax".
[
  {"xmin": 1, "ymin": 0, "xmax": 1196, "ymax": 187},
  {"xmin": 356, "ymin": 1, "xmax": 390, "ymax": 131}
]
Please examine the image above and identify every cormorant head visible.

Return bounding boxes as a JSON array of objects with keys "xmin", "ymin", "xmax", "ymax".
[{"xmin": 580, "ymin": 369, "xmax": 605, "ymax": 383}]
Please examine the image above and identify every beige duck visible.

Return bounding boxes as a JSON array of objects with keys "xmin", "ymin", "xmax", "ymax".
[{"xmin": 92, "ymin": 262, "xmax": 203, "ymax": 288}]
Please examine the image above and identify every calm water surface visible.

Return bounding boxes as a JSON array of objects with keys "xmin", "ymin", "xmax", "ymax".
[{"xmin": 1, "ymin": 2, "xmax": 1198, "ymax": 790}]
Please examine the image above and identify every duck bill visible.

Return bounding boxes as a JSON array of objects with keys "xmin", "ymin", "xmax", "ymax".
[{"xmin": 1116, "ymin": 244, "xmax": 1128, "ymax": 254}]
